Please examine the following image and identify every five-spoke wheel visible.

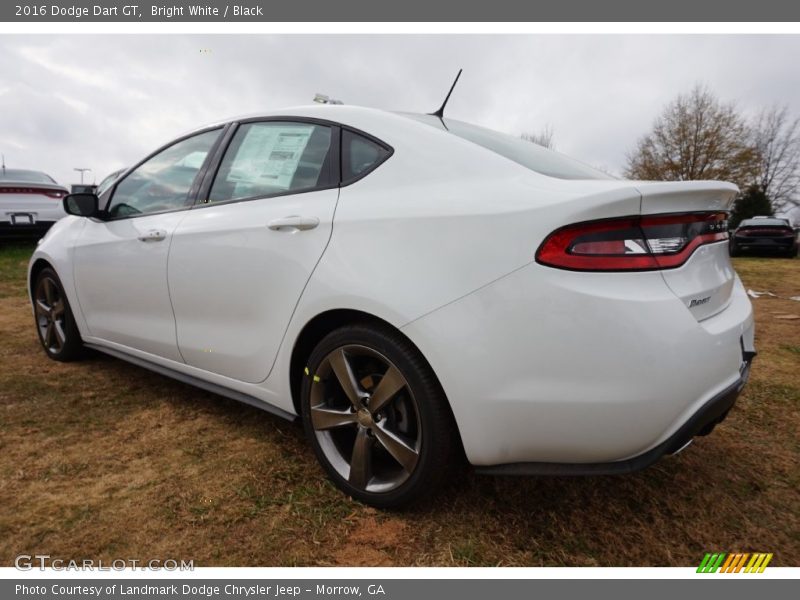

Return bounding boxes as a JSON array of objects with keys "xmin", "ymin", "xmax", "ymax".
[
  {"xmin": 310, "ymin": 345, "xmax": 421, "ymax": 493},
  {"xmin": 301, "ymin": 324, "xmax": 457, "ymax": 507},
  {"xmin": 35, "ymin": 274, "xmax": 68, "ymax": 354},
  {"xmin": 33, "ymin": 268, "xmax": 84, "ymax": 361}
]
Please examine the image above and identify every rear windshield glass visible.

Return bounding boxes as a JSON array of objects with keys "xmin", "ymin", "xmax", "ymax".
[
  {"xmin": 400, "ymin": 113, "xmax": 613, "ymax": 181},
  {"xmin": 0, "ymin": 169, "xmax": 56, "ymax": 184},
  {"xmin": 739, "ymin": 218, "xmax": 789, "ymax": 227}
]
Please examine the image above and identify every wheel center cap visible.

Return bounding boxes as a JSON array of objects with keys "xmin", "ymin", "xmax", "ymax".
[{"xmin": 357, "ymin": 408, "xmax": 373, "ymax": 427}]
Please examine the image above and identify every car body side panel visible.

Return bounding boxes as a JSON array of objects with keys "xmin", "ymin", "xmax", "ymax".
[
  {"xmin": 308, "ymin": 119, "xmax": 644, "ymax": 328},
  {"xmin": 71, "ymin": 212, "xmax": 189, "ymax": 362},
  {"xmin": 400, "ymin": 256, "xmax": 753, "ymax": 466},
  {"xmin": 27, "ymin": 216, "xmax": 89, "ymax": 332},
  {"xmin": 168, "ymin": 188, "xmax": 340, "ymax": 383}
]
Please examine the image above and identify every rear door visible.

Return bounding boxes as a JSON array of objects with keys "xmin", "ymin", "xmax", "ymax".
[
  {"xmin": 168, "ymin": 120, "xmax": 340, "ymax": 383},
  {"xmin": 72, "ymin": 128, "xmax": 223, "ymax": 360},
  {"xmin": 636, "ymin": 181, "xmax": 738, "ymax": 321}
]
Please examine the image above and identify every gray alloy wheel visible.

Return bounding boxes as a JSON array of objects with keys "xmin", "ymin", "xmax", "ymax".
[
  {"xmin": 301, "ymin": 324, "xmax": 457, "ymax": 507},
  {"xmin": 33, "ymin": 268, "xmax": 85, "ymax": 362},
  {"xmin": 310, "ymin": 345, "xmax": 422, "ymax": 494},
  {"xmin": 34, "ymin": 274, "xmax": 68, "ymax": 355}
]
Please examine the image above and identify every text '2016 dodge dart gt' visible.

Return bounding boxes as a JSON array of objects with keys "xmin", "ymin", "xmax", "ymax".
[{"xmin": 29, "ymin": 105, "xmax": 755, "ymax": 507}]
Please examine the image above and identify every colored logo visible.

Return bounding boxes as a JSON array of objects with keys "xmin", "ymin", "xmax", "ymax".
[{"xmin": 697, "ymin": 553, "xmax": 773, "ymax": 573}]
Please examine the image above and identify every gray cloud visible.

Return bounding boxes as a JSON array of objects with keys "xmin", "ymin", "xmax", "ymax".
[{"xmin": 2, "ymin": 34, "xmax": 799, "ymax": 194}]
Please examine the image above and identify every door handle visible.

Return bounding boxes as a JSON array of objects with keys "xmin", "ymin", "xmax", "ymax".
[
  {"xmin": 137, "ymin": 229, "xmax": 167, "ymax": 242},
  {"xmin": 267, "ymin": 216, "xmax": 320, "ymax": 232}
]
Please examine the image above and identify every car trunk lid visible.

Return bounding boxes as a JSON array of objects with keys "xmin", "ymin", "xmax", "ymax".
[
  {"xmin": 636, "ymin": 181, "xmax": 739, "ymax": 321},
  {"xmin": 0, "ymin": 183, "xmax": 67, "ymax": 215}
]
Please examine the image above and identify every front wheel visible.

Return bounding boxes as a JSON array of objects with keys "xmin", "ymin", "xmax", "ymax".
[
  {"xmin": 33, "ymin": 267, "xmax": 85, "ymax": 362},
  {"xmin": 300, "ymin": 324, "xmax": 458, "ymax": 508}
]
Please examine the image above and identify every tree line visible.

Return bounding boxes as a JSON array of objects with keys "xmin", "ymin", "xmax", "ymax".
[
  {"xmin": 625, "ymin": 84, "xmax": 800, "ymax": 227},
  {"xmin": 522, "ymin": 84, "xmax": 800, "ymax": 227}
]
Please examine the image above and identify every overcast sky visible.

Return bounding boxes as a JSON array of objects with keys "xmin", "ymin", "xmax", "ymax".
[{"xmin": 2, "ymin": 34, "xmax": 800, "ymax": 193}]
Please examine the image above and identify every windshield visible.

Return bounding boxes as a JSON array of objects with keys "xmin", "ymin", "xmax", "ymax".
[
  {"xmin": 400, "ymin": 113, "xmax": 614, "ymax": 181},
  {"xmin": 97, "ymin": 169, "xmax": 126, "ymax": 196},
  {"xmin": 0, "ymin": 169, "xmax": 56, "ymax": 184}
]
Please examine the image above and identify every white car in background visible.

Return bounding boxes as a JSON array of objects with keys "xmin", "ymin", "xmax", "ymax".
[
  {"xmin": 27, "ymin": 105, "xmax": 755, "ymax": 507},
  {"xmin": 1, "ymin": 169, "xmax": 68, "ymax": 238}
]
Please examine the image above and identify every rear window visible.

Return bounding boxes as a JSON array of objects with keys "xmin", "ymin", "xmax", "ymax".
[
  {"xmin": 739, "ymin": 218, "xmax": 789, "ymax": 227},
  {"xmin": 400, "ymin": 113, "xmax": 613, "ymax": 181},
  {"xmin": 0, "ymin": 169, "xmax": 56, "ymax": 184},
  {"xmin": 341, "ymin": 129, "xmax": 390, "ymax": 184}
]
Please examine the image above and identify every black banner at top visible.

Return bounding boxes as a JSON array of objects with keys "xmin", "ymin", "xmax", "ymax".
[{"xmin": 3, "ymin": 0, "xmax": 800, "ymax": 22}]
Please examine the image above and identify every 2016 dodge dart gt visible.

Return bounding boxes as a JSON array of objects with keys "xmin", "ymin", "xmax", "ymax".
[{"xmin": 28, "ymin": 105, "xmax": 755, "ymax": 507}]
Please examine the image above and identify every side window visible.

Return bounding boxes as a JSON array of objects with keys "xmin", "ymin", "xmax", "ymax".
[
  {"xmin": 208, "ymin": 122, "xmax": 332, "ymax": 204},
  {"xmin": 107, "ymin": 129, "xmax": 221, "ymax": 219},
  {"xmin": 341, "ymin": 130, "xmax": 390, "ymax": 184}
]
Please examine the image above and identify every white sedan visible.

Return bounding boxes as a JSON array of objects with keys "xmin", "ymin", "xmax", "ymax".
[
  {"xmin": 1, "ymin": 168, "xmax": 67, "ymax": 238},
  {"xmin": 28, "ymin": 105, "xmax": 755, "ymax": 507}
]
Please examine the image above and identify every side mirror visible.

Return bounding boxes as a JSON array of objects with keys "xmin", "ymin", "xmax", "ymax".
[{"xmin": 63, "ymin": 193, "xmax": 99, "ymax": 218}]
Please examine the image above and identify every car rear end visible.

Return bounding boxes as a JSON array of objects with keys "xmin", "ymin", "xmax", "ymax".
[
  {"xmin": 403, "ymin": 179, "xmax": 754, "ymax": 471},
  {"xmin": 374, "ymin": 113, "xmax": 754, "ymax": 471},
  {"xmin": 732, "ymin": 218, "xmax": 798, "ymax": 257},
  {"xmin": 0, "ymin": 169, "xmax": 68, "ymax": 239},
  {"xmin": 375, "ymin": 118, "xmax": 754, "ymax": 475}
]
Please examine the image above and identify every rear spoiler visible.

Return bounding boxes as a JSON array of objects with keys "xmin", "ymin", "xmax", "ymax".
[{"xmin": 634, "ymin": 181, "xmax": 739, "ymax": 216}]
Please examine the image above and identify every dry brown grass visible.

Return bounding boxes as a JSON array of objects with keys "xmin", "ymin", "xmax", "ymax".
[{"xmin": 0, "ymin": 244, "xmax": 798, "ymax": 567}]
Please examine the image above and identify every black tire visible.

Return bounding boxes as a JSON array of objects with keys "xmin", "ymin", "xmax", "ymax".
[
  {"xmin": 300, "ymin": 323, "xmax": 458, "ymax": 508},
  {"xmin": 729, "ymin": 243, "xmax": 739, "ymax": 257},
  {"xmin": 32, "ymin": 267, "xmax": 85, "ymax": 362}
]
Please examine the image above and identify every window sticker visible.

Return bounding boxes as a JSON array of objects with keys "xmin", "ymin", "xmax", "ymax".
[{"xmin": 229, "ymin": 125, "xmax": 314, "ymax": 191}]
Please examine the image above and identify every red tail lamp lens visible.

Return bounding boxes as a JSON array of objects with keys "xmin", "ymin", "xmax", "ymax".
[
  {"xmin": 536, "ymin": 212, "xmax": 728, "ymax": 271},
  {"xmin": 0, "ymin": 187, "xmax": 65, "ymax": 199}
]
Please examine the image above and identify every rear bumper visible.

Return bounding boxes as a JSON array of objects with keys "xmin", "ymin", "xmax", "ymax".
[
  {"xmin": 733, "ymin": 236, "xmax": 796, "ymax": 251},
  {"xmin": 402, "ymin": 259, "xmax": 755, "ymax": 467},
  {"xmin": 475, "ymin": 353, "xmax": 753, "ymax": 476}
]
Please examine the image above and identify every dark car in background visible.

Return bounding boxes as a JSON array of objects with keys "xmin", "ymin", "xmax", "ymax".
[
  {"xmin": 70, "ymin": 184, "xmax": 97, "ymax": 194},
  {"xmin": 730, "ymin": 217, "xmax": 798, "ymax": 258}
]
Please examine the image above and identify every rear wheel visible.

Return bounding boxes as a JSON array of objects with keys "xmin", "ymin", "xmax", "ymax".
[
  {"xmin": 729, "ymin": 243, "xmax": 740, "ymax": 257},
  {"xmin": 300, "ymin": 324, "xmax": 457, "ymax": 508},
  {"xmin": 33, "ymin": 268, "xmax": 85, "ymax": 362}
]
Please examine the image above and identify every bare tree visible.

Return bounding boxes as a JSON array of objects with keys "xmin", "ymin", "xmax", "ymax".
[
  {"xmin": 625, "ymin": 84, "xmax": 758, "ymax": 191},
  {"xmin": 751, "ymin": 105, "xmax": 800, "ymax": 210},
  {"xmin": 521, "ymin": 124, "xmax": 555, "ymax": 150}
]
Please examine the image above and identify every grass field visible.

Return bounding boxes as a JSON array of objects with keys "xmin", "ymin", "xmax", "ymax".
[{"xmin": 0, "ymin": 243, "xmax": 797, "ymax": 567}]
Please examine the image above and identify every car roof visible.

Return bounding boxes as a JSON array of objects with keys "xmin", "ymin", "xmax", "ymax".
[
  {"xmin": 190, "ymin": 104, "xmax": 399, "ymax": 134},
  {"xmin": 0, "ymin": 168, "xmax": 58, "ymax": 184},
  {"xmin": 186, "ymin": 104, "xmax": 613, "ymax": 182},
  {"xmin": 739, "ymin": 217, "xmax": 789, "ymax": 226}
]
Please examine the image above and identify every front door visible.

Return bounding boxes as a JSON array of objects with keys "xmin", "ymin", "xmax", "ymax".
[{"xmin": 72, "ymin": 128, "xmax": 222, "ymax": 361}]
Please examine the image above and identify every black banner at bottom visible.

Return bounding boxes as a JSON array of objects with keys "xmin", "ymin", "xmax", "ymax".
[{"xmin": 4, "ymin": 579, "xmax": 795, "ymax": 600}]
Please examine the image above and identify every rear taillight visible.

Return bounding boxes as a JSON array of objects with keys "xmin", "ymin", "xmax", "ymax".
[
  {"xmin": 737, "ymin": 227, "xmax": 794, "ymax": 237},
  {"xmin": 0, "ymin": 187, "xmax": 65, "ymax": 199},
  {"xmin": 536, "ymin": 212, "xmax": 728, "ymax": 271}
]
